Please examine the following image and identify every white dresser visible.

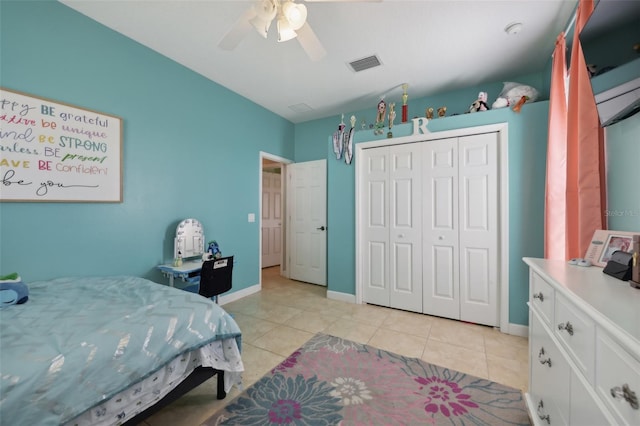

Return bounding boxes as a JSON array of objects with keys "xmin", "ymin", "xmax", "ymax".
[{"xmin": 524, "ymin": 257, "xmax": 640, "ymax": 426}]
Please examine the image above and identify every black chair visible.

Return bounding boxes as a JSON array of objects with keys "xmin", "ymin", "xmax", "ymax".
[{"xmin": 198, "ymin": 256, "xmax": 233, "ymax": 304}]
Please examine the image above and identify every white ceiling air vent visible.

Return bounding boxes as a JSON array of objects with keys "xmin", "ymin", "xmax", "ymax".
[
  {"xmin": 348, "ymin": 55, "xmax": 382, "ymax": 72},
  {"xmin": 288, "ymin": 103, "xmax": 314, "ymax": 113}
]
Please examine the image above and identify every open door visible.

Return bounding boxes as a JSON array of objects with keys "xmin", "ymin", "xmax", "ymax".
[{"xmin": 287, "ymin": 160, "xmax": 327, "ymax": 286}]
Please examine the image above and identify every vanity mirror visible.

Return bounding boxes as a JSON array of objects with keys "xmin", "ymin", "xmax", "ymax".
[{"xmin": 174, "ymin": 218, "xmax": 205, "ymax": 260}]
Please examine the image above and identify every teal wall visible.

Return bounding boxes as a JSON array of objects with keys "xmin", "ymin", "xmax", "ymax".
[
  {"xmin": 323, "ymin": 104, "xmax": 548, "ymax": 327},
  {"xmin": 605, "ymin": 113, "xmax": 640, "ymax": 231},
  {"xmin": 0, "ymin": 1, "xmax": 295, "ymax": 290}
]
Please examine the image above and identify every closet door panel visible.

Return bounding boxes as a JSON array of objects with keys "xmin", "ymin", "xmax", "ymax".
[
  {"xmin": 423, "ymin": 139, "xmax": 460, "ymax": 319},
  {"xmin": 362, "ymin": 148, "xmax": 390, "ymax": 306},
  {"xmin": 389, "ymin": 144, "xmax": 422, "ymax": 313},
  {"xmin": 458, "ymin": 133, "xmax": 498, "ymax": 326}
]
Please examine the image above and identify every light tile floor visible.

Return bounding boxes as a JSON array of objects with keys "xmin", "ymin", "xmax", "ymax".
[{"xmin": 143, "ymin": 267, "xmax": 528, "ymax": 425}]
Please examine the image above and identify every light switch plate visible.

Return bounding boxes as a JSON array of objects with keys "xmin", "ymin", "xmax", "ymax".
[{"xmin": 248, "ymin": 213, "xmax": 255, "ymax": 223}]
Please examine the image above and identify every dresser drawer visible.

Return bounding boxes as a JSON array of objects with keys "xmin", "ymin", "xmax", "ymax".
[
  {"xmin": 570, "ymin": 370, "xmax": 615, "ymax": 425},
  {"xmin": 531, "ymin": 271, "xmax": 554, "ymax": 327},
  {"xmin": 529, "ymin": 310, "xmax": 570, "ymax": 425},
  {"xmin": 554, "ymin": 292, "xmax": 596, "ymax": 384},
  {"xmin": 595, "ymin": 332, "xmax": 640, "ymax": 426}
]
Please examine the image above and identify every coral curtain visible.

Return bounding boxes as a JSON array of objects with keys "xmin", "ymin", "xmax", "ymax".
[
  {"xmin": 544, "ymin": 33, "xmax": 568, "ymax": 259},
  {"xmin": 545, "ymin": 0, "xmax": 606, "ymax": 260}
]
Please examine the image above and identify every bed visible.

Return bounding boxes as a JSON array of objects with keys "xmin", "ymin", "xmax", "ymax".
[{"xmin": 0, "ymin": 275, "xmax": 243, "ymax": 425}]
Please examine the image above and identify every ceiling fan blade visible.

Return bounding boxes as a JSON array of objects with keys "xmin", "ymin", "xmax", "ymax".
[
  {"xmin": 296, "ymin": 22, "xmax": 327, "ymax": 61},
  {"xmin": 218, "ymin": 7, "xmax": 257, "ymax": 51}
]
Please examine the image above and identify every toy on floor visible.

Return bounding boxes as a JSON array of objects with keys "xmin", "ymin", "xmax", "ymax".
[
  {"xmin": 0, "ymin": 273, "xmax": 28, "ymax": 307},
  {"xmin": 491, "ymin": 82, "xmax": 539, "ymax": 111}
]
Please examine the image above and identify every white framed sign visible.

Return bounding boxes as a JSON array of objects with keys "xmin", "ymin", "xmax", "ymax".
[{"xmin": 0, "ymin": 87, "xmax": 122, "ymax": 202}]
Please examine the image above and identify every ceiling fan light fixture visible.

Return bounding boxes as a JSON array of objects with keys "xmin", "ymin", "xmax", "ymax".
[
  {"xmin": 254, "ymin": 0, "xmax": 277, "ymax": 20},
  {"xmin": 251, "ymin": 0, "xmax": 276, "ymax": 37},
  {"xmin": 282, "ymin": 1, "xmax": 307, "ymax": 30},
  {"xmin": 250, "ymin": 16, "xmax": 272, "ymax": 38},
  {"xmin": 277, "ymin": 16, "xmax": 297, "ymax": 42}
]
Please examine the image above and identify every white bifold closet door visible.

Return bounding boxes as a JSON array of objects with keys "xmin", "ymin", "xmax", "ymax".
[
  {"xmin": 361, "ymin": 132, "xmax": 499, "ymax": 327},
  {"xmin": 361, "ymin": 144, "xmax": 422, "ymax": 313},
  {"xmin": 423, "ymin": 133, "xmax": 498, "ymax": 326}
]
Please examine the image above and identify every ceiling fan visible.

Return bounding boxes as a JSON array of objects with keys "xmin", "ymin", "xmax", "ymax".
[{"xmin": 218, "ymin": 0, "xmax": 380, "ymax": 61}]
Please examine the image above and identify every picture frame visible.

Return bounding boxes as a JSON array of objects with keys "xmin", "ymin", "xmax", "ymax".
[{"xmin": 584, "ymin": 230, "xmax": 638, "ymax": 267}]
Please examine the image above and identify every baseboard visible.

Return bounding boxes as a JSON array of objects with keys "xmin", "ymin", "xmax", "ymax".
[
  {"xmin": 219, "ymin": 283, "xmax": 261, "ymax": 305},
  {"xmin": 327, "ymin": 290, "xmax": 356, "ymax": 304},
  {"xmin": 505, "ymin": 322, "xmax": 528, "ymax": 337}
]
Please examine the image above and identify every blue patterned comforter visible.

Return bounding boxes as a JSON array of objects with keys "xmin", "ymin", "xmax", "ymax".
[{"xmin": 0, "ymin": 276, "xmax": 242, "ymax": 425}]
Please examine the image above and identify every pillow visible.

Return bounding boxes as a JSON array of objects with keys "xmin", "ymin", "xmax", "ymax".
[{"xmin": 0, "ymin": 273, "xmax": 29, "ymax": 307}]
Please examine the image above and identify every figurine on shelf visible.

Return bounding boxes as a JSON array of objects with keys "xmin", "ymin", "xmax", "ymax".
[
  {"xmin": 469, "ymin": 91, "xmax": 490, "ymax": 113},
  {"xmin": 332, "ymin": 114, "xmax": 346, "ymax": 160},
  {"xmin": 387, "ymin": 103, "xmax": 396, "ymax": 138},
  {"xmin": 374, "ymin": 99, "xmax": 386, "ymax": 135},
  {"xmin": 344, "ymin": 115, "xmax": 356, "ymax": 165},
  {"xmin": 401, "ymin": 83, "xmax": 409, "ymax": 123},
  {"xmin": 437, "ymin": 106, "xmax": 447, "ymax": 118},
  {"xmin": 426, "ymin": 107, "xmax": 434, "ymax": 120}
]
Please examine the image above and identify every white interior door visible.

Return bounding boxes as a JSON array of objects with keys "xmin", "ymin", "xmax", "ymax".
[
  {"xmin": 261, "ymin": 171, "xmax": 282, "ymax": 268},
  {"xmin": 458, "ymin": 133, "xmax": 498, "ymax": 326},
  {"xmin": 361, "ymin": 147, "xmax": 390, "ymax": 306},
  {"xmin": 288, "ymin": 160, "xmax": 327, "ymax": 286},
  {"xmin": 423, "ymin": 138, "xmax": 460, "ymax": 319},
  {"xmin": 389, "ymin": 144, "xmax": 422, "ymax": 313}
]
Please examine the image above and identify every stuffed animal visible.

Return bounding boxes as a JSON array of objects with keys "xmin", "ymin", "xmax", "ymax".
[
  {"xmin": 0, "ymin": 273, "xmax": 28, "ymax": 307},
  {"xmin": 492, "ymin": 82, "xmax": 539, "ymax": 111},
  {"xmin": 207, "ymin": 240, "xmax": 222, "ymax": 259},
  {"xmin": 425, "ymin": 107, "xmax": 434, "ymax": 119},
  {"xmin": 469, "ymin": 91, "xmax": 490, "ymax": 113},
  {"xmin": 437, "ymin": 106, "xmax": 447, "ymax": 118}
]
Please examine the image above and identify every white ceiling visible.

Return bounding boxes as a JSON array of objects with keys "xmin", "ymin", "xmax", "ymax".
[{"xmin": 59, "ymin": 0, "xmax": 578, "ymax": 123}]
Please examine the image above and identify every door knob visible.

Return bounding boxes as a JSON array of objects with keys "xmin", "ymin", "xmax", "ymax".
[{"xmin": 316, "ymin": 226, "xmax": 326, "ymax": 231}]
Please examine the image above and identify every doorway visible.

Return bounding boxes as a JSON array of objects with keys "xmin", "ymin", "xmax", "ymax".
[
  {"xmin": 260, "ymin": 152, "xmax": 291, "ymax": 277},
  {"xmin": 259, "ymin": 153, "xmax": 327, "ymax": 288}
]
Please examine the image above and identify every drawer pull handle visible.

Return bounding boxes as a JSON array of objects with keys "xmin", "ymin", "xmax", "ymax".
[
  {"xmin": 538, "ymin": 347, "xmax": 552, "ymax": 367},
  {"xmin": 557, "ymin": 321, "xmax": 574, "ymax": 336},
  {"xmin": 533, "ymin": 292, "xmax": 544, "ymax": 302},
  {"xmin": 610, "ymin": 384, "xmax": 639, "ymax": 410},
  {"xmin": 537, "ymin": 400, "xmax": 551, "ymax": 424}
]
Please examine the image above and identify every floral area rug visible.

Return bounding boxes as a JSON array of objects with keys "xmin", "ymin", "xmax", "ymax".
[{"xmin": 203, "ymin": 333, "xmax": 530, "ymax": 425}]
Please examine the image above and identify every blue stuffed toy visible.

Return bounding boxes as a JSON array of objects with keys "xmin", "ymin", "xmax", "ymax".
[
  {"xmin": 207, "ymin": 241, "xmax": 222, "ymax": 259},
  {"xmin": 0, "ymin": 273, "xmax": 29, "ymax": 307}
]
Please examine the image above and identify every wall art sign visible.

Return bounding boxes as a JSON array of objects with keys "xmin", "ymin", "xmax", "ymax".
[{"xmin": 0, "ymin": 87, "xmax": 122, "ymax": 202}]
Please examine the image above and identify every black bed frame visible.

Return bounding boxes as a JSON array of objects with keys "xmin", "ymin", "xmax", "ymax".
[{"xmin": 123, "ymin": 367, "xmax": 226, "ymax": 425}]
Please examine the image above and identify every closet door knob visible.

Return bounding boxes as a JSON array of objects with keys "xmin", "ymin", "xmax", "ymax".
[
  {"xmin": 398, "ymin": 234, "xmax": 405, "ymax": 238},
  {"xmin": 438, "ymin": 236, "xmax": 444, "ymax": 240}
]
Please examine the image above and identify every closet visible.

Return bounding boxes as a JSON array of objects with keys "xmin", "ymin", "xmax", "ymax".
[{"xmin": 359, "ymin": 126, "xmax": 503, "ymax": 327}]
